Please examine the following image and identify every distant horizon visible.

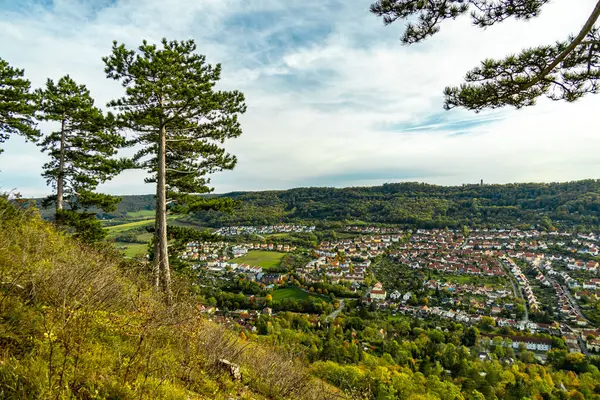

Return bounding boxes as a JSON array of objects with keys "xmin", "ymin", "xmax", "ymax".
[{"xmin": 15, "ymin": 176, "xmax": 600, "ymax": 199}]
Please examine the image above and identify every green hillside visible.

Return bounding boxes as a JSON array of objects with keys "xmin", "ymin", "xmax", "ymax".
[
  {"xmin": 187, "ymin": 180, "xmax": 600, "ymax": 229},
  {"xmin": 30, "ymin": 180, "xmax": 600, "ymax": 231}
]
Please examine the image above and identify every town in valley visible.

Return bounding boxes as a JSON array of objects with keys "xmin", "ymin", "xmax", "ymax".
[{"xmin": 182, "ymin": 223, "xmax": 600, "ymax": 360}]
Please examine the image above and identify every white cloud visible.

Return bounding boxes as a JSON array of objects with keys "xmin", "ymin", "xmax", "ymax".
[{"xmin": 0, "ymin": 0, "xmax": 599, "ymax": 196}]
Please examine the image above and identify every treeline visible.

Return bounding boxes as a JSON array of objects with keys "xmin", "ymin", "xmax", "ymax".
[
  {"xmin": 35, "ymin": 194, "xmax": 157, "ymax": 220},
  {"xmin": 184, "ymin": 180, "xmax": 600, "ymax": 229}
]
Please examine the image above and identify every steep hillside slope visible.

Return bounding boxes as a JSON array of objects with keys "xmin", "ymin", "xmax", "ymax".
[{"xmin": 0, "ymin": 198, "xmax": 342, "ymax": 400}]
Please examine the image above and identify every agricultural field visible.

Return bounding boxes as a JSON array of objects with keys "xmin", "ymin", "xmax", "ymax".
[
  {"xmin": 231, "ymin": 251, "xmax": 286, "ymax": 270},
  {"xmin": 107, "ymin": 212, "xmax": 185, "ymax": 257},
  {"xmin": 105, "ymin": 214, "xmax": 181, "ymax": 235},
  {"xmin": 106, "ymin": 219, "xmax": 155, "ymax": 234},
  {"xmin": 124, "ymin": 210, "xmax": 155, "ymax": 218}
]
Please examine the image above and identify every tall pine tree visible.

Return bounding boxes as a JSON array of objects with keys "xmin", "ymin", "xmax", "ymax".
[
  {"xmin": 0, "ymin": 57, "xmax": 38, "ymax": 153},
  {"xmin": 104, "ymin": 39, "xmax": 246, "ymax": 302},
  {"xmin": 36, "ymin": 75, "xmax": 126, "ymax": 241}
]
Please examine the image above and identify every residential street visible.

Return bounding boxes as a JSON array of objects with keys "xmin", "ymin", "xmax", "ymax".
[
  {"xmin": 577, "ymin": 334, "xmax": 591, "ymax": 356},
  {"xmin": 500, "ymin": 259, "xmax": 529, "ymax": 322},
  {"xmin": 557, "ymin": 281, "xmax": 592, "ymax": 325},
  {"xmin": 327, "ymin": 299, "xmax": 345, "ymax": 321}
]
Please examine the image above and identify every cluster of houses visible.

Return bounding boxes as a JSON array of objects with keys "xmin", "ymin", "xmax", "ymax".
[
  {"xmin": 344, "ymin": 226, "xmax": 405, "ymax": 234},
  {"xmin": 509, "ymin": 251, "xmax": 600, "ymax": 325},
  {"xmin": 386, "ymin": 230, "xmax": 505, "ymax": 277},
  {"xmin": 567, "ymin": 260, "xmax": 600, "ymax": 272},
  {"xmin": 512, "ymin": 254, "xmax": 590, "ymax": 327},
  {"xmin": 390, "ymin": 231, "xmax": 503, "ymax": 277},
  {"xmin": 553, "ymin": 282, "xmax": 587, "ymax": 326},
  {"xmin": 181, "ymin": 241, "xmax": 296, "ymax": 263},
  {"xmin": 581, "ymin": 328, "xmax": 600, "ymax": 352},
  {"xmin": 316, "ymin": 235, "xmax": 403, "ymax": 259},
  {"xmin": 479, "ymin": 334, "xmax": 553, "ymax": 352},
  {"xmin": 465, "ymin": 229, "xmax": 546, "ymax": 250},
  {"xmin": 463, "ymin": 229, "xmax": 600, "ymax": 256},
  {"xmin": 510, "ymin": 251, "xmax": 600, "ymax": 288},
  {"xmin": 214, "ymin": 224, "xmax": 316, "ymax": 236},
  {"xmin": 181, "ymin": 241, "xmax": 228, "ymax": 261},
  {"xmin": 406, "ymin": 229, "xmax": 466, "ymax": 249},
  {"xmin": 184, "ymin": 226, "xmax": 600, "ymax": 338},
  {"xmin": 298, "ymin": 256, "xmax": 369, "ymax": 286},
  {"xmin": 422, "ymin": 280, "xmax": 514, "ymax": 313},
  {"xmin": 391, "ymin": 303, "xmax": 556, "ymax": 334},
  {"xmin": 392, "ymin": 250, "xmax": 505, "ymax": 277},
  {"xmin": 503, "ymin": 257, "xmax": 540, "ymax": 313},
  {"xmin": 528, "ymin": 261, "xmax": 552, "ymax": 288},
  {"xmin": 203, "ymin": 260, "xmax": 287, "ymax": 287},
  {"xmin": 206, "ymin": 261, "xmax": 262, "ymax": 275},
  {"xmin": 574, "ymin": 233, "xmax": 600, "ymax": 256},
  {"xmin": 232, "ymin": 243, "xmax": 297, "ymax": 254}
]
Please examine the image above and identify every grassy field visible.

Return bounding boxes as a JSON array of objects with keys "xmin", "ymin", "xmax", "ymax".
[
  {"xmin": 107, "ymin": 212, "xmax": 198, "ymax": 258},
  {"xmin": 105, "ymin": 214, "xmax": 182, "ymax": 234},
  {"xmin": 272, "ymin": 287, "xmax": 325, "ymax": 301},
  {"xmin": 168, "ymin": 218, "xmax": 207, "ymax": 230},
  {"xmin": 437, "ymin": 273, "xmax": 508, "ymax": 288},
  {"xmin": 115, "ymin": 243, "xmax": 148, "ymax": 258},
  {"xmin": 231, "ymin": 251, "xmax": 286, "ymax": 269},
  {"xmin": 335, "ymin": 232, "xmax": 362, "ymax": 239},
  {"xmin": 124, "ymin": 210, "xmax": 155, "ymax": 218},
  {"xmin": 106, "ymin": 219, "xmax": 155, "ymax": 234},
  {"xmin": 136, "ymin": 232, "xmax": 154, "ymax": 242}
]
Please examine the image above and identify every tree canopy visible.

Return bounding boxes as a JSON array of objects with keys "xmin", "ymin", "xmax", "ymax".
[
  {"xmin": 104, "ymin": 38, "xmax": 246, "ymax": 302},
  {"xmin": 370, "ymin": 0, "xmax": 600, "ymax": 111},
  {"xmin": 36, "ymin": 75, "xmax": 126, "ymax": 241},
  {"xmin": 0, "ymin": 57, "xmax": 38, "ymax": 152},
  {"xmin": 185, "ymin": 180, "xmax": 600, "ymax": 230}
]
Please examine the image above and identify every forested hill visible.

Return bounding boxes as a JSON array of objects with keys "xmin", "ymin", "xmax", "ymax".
[
  {"xmin": 188, "ymin": 180, "xmax": 600, "ymax": 229},
  {"xmin": 31, "ymin": 180, "xmax": 600, "ymax": 229}
]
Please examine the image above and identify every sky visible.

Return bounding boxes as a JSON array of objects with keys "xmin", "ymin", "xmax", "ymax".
[{"xmin": 0, "ymin": 0, "xmax": 599, "ymax": 196}]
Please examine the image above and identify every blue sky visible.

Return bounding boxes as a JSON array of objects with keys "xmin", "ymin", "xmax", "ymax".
[{"xmin": 1, "ymin": 0, "xmax": 600, "ymax": 196}]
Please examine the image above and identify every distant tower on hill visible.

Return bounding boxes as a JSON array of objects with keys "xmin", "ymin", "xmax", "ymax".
[{"xmin": 480, "ymin": 179, "xmax": 484, "ymax": 186}]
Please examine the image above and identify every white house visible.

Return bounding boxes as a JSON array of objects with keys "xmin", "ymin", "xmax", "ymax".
[
  {"xmin": 231, "ymin": 246, "xmax": 248, "ymax": 257},
  {"xmin": 482, "ymin": 335, "xmax": 552, "ymax": 352},
  {"xmin": 390, "ymin": 290, "xmax": 402, "ymax": 300},
  {"xmin": 369, "ymin": 282, "xmax": 387, "ymax": 301}
]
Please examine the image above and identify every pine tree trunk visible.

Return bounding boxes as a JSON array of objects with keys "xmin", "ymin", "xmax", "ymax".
[
  {"xmin": 152, "ymin": 196, "xmax": 160, "ymax": 289},
  {"xmin": 155, "ymin": 121, "xmax": 172, "ymax": 305},
  {"xmin": 56, "ymin": 118, "xmax": 66, "ymax": 212}
]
